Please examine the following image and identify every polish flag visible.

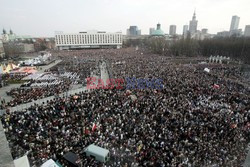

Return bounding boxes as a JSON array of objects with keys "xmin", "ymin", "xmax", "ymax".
[
  {"xmin": 213, "ymin": 84, "xmax": 220, "ymax": 89},
  {"xmin": 92, "ymin": 123, "xmax": 97, "ymax": 132}
]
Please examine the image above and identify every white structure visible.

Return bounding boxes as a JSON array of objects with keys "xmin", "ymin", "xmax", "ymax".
[
  {"xmin": 14, "ymin": 155, "xmax": 30, "ymax": 167},
  {"xmin": 230, "ymin": 15, "xmax": 240, "ymax": 32},
  {"xmin": 55, "ymin": 31, "xmax": 122, "ymax": 50},
  {"xmin": 209, "ymin": 55, "xmax": 230, "ymax": 64},
  {"xmin": 244, "ymin": 25, "xmax": 250, "ymax": 37},
  {"xmin": 169, "ymin": 25, "xmax": 177, "ymax": 35},
  {"xmin": 84, "ymin": 144, "xmax": 110, "ymax": 163},
  {"xmin": 0, "ymin": 39, "xmax": 5, "ymax": 58},
  {"xmin": 41, "ymin": 159, "xmax": 60, "ymax": 167}
]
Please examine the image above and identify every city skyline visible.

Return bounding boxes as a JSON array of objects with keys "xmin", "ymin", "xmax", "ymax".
[{"xmin": 0, "ymin": 0, "xmax": 250, "ymax": 37}]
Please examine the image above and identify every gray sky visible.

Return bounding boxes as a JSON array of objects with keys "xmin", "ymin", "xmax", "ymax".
[{"xmin": 0, "ymin": 0, "xmax": 250, "ymax": 37}]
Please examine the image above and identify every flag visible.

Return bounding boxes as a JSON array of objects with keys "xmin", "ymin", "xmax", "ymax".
[
  {"xmin": 213, "ymin": 84, "xmax": 220, "ymax": 89},
  {"xmin": 92, "ymin": 123, "xmax": 97, "ymax": 132}
]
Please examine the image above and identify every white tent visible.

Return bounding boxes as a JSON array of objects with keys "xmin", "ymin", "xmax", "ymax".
[
  {"xmin": 14, "ymin": 155, "xmax": 30, "ymax": 167},
  {"xmin": 41, "ymin": 159, "xmax": 60, "ymax": 167}
]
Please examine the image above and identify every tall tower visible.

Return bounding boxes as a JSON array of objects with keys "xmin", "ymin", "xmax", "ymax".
[
  {"xmin": 189, "ymin": 11, "xmax": 198, "ymax": 34},
  {"xmin": 169, "ymin": 25, "xmax": 177, "ymax": 35},
  {"xmin": 10, "ymin": 29, "xmax": 13, "ymax": 35},
  {"xmin": 244, "ymin": 25, "xmax": 250, "ymax": 37},
  {"xmin": 157, "ymin": 23, "xmax": 161, "ymax": 30},
  {"xmin": 183, "ymin": 25, "xmax": 189, "ymax": 35},
  {"xmin": 230, "ymin": 15, "xmax": 240, "ymax": 31}
]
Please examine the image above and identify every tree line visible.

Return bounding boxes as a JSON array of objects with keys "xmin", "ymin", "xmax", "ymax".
[{"xmin": 124, "ymin": 35, "xmax": 250, "ymax": 64}]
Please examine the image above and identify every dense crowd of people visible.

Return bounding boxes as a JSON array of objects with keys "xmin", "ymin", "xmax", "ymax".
[
  {"xmin": 1, "ymin": 48, "xmax": 250, "ymax": 167},
  {"xmin": 1, "ymin": 51, "xmax": 101, "ymax": 108},
  {"xmin": 6, "ymin": 81, "xmax": 70, "ymax": 106}
]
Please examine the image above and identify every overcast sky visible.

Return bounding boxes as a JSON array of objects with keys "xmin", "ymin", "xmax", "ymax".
[{"xmin": 0, "ymin": 0, "xmax": 250, "ymax": 37}]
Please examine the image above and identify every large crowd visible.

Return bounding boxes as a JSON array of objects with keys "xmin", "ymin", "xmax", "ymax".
[
  {"xmin": 1, "ymin": 51, "xmax": 100, "ymax": 108},
  {"xmin": 1, "ymin": 48, "xmax": 250, "ymax": 167}
]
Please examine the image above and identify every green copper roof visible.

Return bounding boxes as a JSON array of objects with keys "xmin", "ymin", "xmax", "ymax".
[{"xmin": 151, "ymin": 29, "xmax": 165, "ymax": 36}]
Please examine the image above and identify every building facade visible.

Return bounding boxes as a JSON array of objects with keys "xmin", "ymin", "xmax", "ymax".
[
  {"xmin": 55, "ymin": 31, "xmax": 123, "ymax": 50},
  {"xmin": 151, "ymin": 23, "xmax": 165, "ymax": 36},
  {"xmin": 230, "ymin": 15, "xmax": 240, "ymax": 31},
  {"xmin": 0, "ymin": 39, "xmax": 5, "ymax": 58},
  {"xmin": 149, "ymin": 28, "xmax": 155, "ymax": 35},
  {"xmin": 127, "ymin": 26, "xmax": 141, "ymax": 36},
  {"xmin": 183, "ymin": 25, "xmax": 189, "ymax": 35},
  {"xmin": 244, "ymin": 25, "xmax": 250, "ymax": 37},
  {"xmin": 1, "ymin": 29, "xmax": 32, "ymax": 43},
  {"xmin": 169, "ymin": 25, "xmax": 177, "ymax": 35},
  {"xmin": 201, "ymin": 29, "xmax": 208, "ymax": 34},
  {"xmin": 189, "ymin": 12, "xmax": 198, "ymax": 34},
  {"xmin": 217, "ymin": 31, "xmax": 230, "ymax": 37},
  {"xmin": 3, "ymin": 43, "xmax": 35, "ymax": 54}
]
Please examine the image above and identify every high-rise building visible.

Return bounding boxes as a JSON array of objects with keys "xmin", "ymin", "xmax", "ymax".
[
  {"xmin": 244, "ymin": 25, "xmax": 250, "ymax": 37},
  {"xmin": 127, "ymin": 26, "xmax": 141, "ymax": 36},
  {"xmin": 183, "ymin": 25, "xmax": 189, "ymax": 35},
  {"xmin": 230, "ymin": 15, "xmax": 240, "ymax": 31},
  {"xmin": 149, "ymin": 28, "xmax": 155, "ymax": 35},
  {"xmin": 169, "ymin": 25, "xmax": 177, "ymax": 35},
  {"xmin": 201, "ymin": 29, "xmax": 208, "ymax": 34},
  {"xmin": 137, "ymin": 30, "xmax": 141, "ymax": 35},
  {"xmin": 189, "ymin": 11, "xmax": 198, "ymax": 34}
]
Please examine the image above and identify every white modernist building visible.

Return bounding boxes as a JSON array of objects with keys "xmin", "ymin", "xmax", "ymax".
[{"xmin": 55, "ymin": 31, "xmax": 123, "ymax": 50}]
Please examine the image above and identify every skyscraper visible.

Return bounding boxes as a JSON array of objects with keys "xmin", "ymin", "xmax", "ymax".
[
  {"xmin": 183, "ymin": 25, "xmax": 188, "ymax": 35},
  {"xmin": 189, "ymin": 11, "xmax": 198, "ymax": 34},
  {"xmin": 169, "ymin": 25, "xmax": 177, "ymax": 35},
  {"xmin": 244, "ymin": 25, "xmax": 250, "ymax": 37},
  {"xmin": 149, "ymin": 28, "xmax": 155, "ymax": 35},
  {"xmin": 127, "ymin": 26, "xmax": 141, "ymax": 36},
  {"xmin": 230, "ymin": 15, "xmax": 240, "ymax": 31}
]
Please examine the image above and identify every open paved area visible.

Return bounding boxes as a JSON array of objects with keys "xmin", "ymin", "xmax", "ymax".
[
  {"xmin": 244, "ymin": 146, "xmax": 250, "ymax": 167},
  {"xmin": 0, "ymin": 122, "xmax": 15, "ymax": 167}
]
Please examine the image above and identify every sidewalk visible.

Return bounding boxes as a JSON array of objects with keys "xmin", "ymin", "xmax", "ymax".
[
  {"xmin": 0, "ymin": 122, "xmax": 15, "ymax": 167},
  {"xmin": 244, "ymin": 145, "xmax": 250, "ymax": 167}
]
